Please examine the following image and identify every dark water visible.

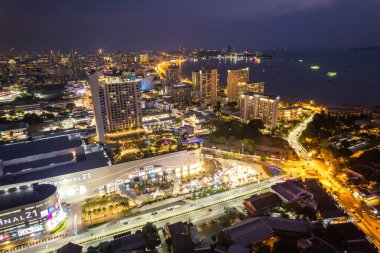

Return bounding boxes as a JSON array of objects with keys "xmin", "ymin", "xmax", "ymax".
[{"xmin": 181, "ymin": 50, "xmax": 380, "ymax": 107}]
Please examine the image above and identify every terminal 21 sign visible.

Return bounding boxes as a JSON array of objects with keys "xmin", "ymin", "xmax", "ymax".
[
  {"xmin": 43, "ymin": 172, "xmax": 92, "ymax": 186},
  {"xmin": 0, "ymin": 209, "xmax": 38, "ymax": 227}
]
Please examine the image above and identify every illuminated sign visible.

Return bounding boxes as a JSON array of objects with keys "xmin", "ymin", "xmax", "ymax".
[
  {"xmin": 133, "ymin": 165, "xmax": 159, "ymax": 173},
  {"xmin": 40, "ymin": 210, "xmax": 48, "ymax": 218},
  {"xmin": 0, "ymin": 194, "xmax": 59, "ymax": 228},
  {"xmin": 0, "ymin": 233, "xmax": 10, "ymax": 241},
  {"xmin": 10, "ymin": 232, "xmax": 18, "ymax": 239},
  {"xmin": 0, "ymin": 210, "xmax": 38, "ymax": 226},
  {"xmin": 18, "ymin": 227, "xmax": 34, "ymax": 237},
  {"xmin": 17, "ymin": 225, "xmax": 43, "ymax": 237},
  {"xmin": 44, "ymin": 172, "xmax": 91, "ymax": 186}
]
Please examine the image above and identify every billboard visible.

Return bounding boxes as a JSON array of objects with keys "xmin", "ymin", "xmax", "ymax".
[{"xmin": 0, "ymin": 193, "xmax": 59, "ymax": 229}]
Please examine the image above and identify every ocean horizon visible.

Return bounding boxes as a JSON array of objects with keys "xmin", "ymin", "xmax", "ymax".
[{"xmin": 181, "ymin": 49, "xmax": 380, "ymax": 107}]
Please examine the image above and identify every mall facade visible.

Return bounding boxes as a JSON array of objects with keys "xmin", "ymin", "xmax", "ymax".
[
  {"xmin": 0, "ymin": 184, "xmax": 65, "ymax": 244},
  {"xmin": 0, "ymin": 150, "xmax": 203, "ymax": 200}
]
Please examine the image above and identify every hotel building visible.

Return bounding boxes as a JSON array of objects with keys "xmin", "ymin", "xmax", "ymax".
[
  {"xmin": 239, "ymin": 92, "xmax": 280, "ymax": 129},
  {"xmin": 89, "ymin": 70, "xmax": 142, "ymax": 142},
  {"xmin": 192, "ymin": 68, "xmax": 219, "ymax": 105},
  {"xmin": 227, "ymin": 67, "xmax": 249, "ymax": 102}
]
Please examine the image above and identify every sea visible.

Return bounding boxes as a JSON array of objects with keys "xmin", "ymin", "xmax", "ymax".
[{"xmin": 180, "ymin": 50, "xmax": 380, "ymax": 107}]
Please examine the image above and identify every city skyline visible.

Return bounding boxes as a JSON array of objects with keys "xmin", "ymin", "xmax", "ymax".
[
  {"xmin": 0, "ymin": 0, "xmax": 380, "ymax": 52},
  {"xmin": 0, "ymin": 1, "xmax": 379, "ymax": 252}
]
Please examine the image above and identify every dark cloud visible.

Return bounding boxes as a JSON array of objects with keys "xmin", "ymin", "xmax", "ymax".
[{"xmin": 0, "ymin": 0, "xmax": 379, "ymax": 52}]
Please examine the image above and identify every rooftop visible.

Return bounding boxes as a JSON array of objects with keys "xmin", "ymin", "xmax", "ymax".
[
  {"xmin": 0, "ymin": 122, "xmax": 27, "ymax": 132},
  {"xmin": 227, "ymin": 244, "xmax": 250, "ymax": 253},
  {"xmin": 113, "ymin": 233, "xmax": 146, "ymax": 252},
  {"xmin": 305, "ymin": 178, "xmax": 345, "ymax": 220},
  {"xmin": 242, "ymin": 92, "xmax": 279, "ymax": 100},
  {"xmin": 57, "ymin": 242, "xmax": 83, "ymax": 253},
  {"xmin": 0, "ymin": 135, "xmax": 82, "ymax": 161},
  {"xmin": 0, "ymin": 151, "xmax": 109, "ymax": 186},
  {"xmin": 223, "ymin": 217, "xmax": 314, "ymax": 246},
  {"xmin": 271, "ymin": 180, "xmax": 307, "ymax": 201},
  {"xmin": 4, "ymin": 153, "xmax": 74, "ymax": 174},
  {"xmin": 0, "ymin": 184, "xmax": 56, "ymax": 211},
  {"xmin": 244, "ymin": 192, "xmax": 282, "ymax": 214},
  {"xmin": 261, "ymin": 217, "xmax": 314, "ymax": 233},
  {"xmin": 168, "ymin": 222, "xmax": 192, "ymax": 253},
  {"xmin": 223, "ymin": 218, "xmax": 274, "ymax": 246},
  {"xmin": 168, "ymin": 221, "xmax": 189, "ymax": 236}
]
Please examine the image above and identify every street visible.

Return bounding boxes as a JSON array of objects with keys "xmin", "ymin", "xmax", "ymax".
[
  {"xmin": 285, "ymin": 114, "xmax": 380, "ymax": 249},
  {"xmin": 10, "ymin": 176, "xmax": 284, "ymax": 253}
]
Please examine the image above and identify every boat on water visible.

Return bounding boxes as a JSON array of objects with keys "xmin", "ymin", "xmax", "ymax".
[
  {"xmin": 327, "ymin": 72, "xmax": 337, "ymax": 77},
  {"xmin": 310, "ymin": 65, "xmax": 320, "ymax": 70}
]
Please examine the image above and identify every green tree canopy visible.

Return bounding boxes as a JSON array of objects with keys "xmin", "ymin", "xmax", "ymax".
[{"xmin": 142, "ymin": 222, "xmax": 161, "ymax": 250}]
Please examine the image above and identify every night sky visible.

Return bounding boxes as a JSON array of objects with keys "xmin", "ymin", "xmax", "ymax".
[{"xmin": 0, "ymin": 0, "xmax": 379, "ymax": 53}]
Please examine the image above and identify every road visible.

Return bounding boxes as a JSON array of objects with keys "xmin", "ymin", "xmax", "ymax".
[
  {"xmin": 285, "ymin": 114, "xmax": 380, "ymax": 249},
  {"xmin": 10, "ymin": 176, "xmax": 284, "ymax": 253},
  {"xmin": 286, "ymin": 114, "xmax": 315, "ymax": 160}
]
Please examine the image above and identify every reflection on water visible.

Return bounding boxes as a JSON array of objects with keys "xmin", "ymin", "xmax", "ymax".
[{"xmin": 181, "ymin": 50, "xmax": 380, "ymax": 107}]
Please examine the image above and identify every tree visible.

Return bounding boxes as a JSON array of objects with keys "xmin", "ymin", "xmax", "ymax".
[
  {"xmin": 261, "ymin": 153, "xmax": 268, "ymax": 162},
  {"xmin": 243, "ymin": 119, "xmax": 264, "ymax": 138},
  {"xmin": 241, "ymin": 138, "xmax": 255, "ymax": 153},
  {"xmin": 219, "ymin": 207, "xmax": 243, "ymax": 227},
  {"xmin": 213, "ymin": 101, "xmax": 222, "ymax": 116},
  {"xmin": 142, "ymin": 222, "xmax": 161, "ymax": 251},
  {"xmin": 23, "ymin": 113, "xmax": 43, "ymax": 124}
]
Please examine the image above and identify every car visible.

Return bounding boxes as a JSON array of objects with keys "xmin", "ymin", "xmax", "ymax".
[
  {"xmin": 208, "ymin": 208, "xmax": 212, "ymax": 212},
  {"xmin": 151, "ymin": 211, "xmax": 158, "ymax": 215}
]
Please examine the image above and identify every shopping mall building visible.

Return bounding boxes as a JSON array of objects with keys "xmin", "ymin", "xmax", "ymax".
[
  {"xmin": 0, "ymin": 135, "xmax": 203, "ymax": 200},
  {"xmin": 0, "ymin": 184, "xmax": 65, "ymax": 244}
]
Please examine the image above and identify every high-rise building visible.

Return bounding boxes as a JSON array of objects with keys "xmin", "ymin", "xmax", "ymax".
[
  {"xmin": 89, "ymin": 70, "xmax": 142, "ymax": 142},
  {"xmin": 239, "ymin": 92, "xmax": 280, "ymax": 129},
  {"xmin": 139, "ymin": 54, "xmax": 149, "ymax": 64},
  {"xmin": 68, "ymin": 50, "xmax": 81, "ymax": 81},
  {"xmin": 170, "ymin": 83, "xmax": 193, "ymax": 105},
  {"xmin": 236, "ymin": 82, "xmax": 265, "ymax": 99},
  {"xmin": 192, "ymin": 68, "xmax": 219, "ymax": 105},
  {"xmin": 166, "ymin": 65, "xmax": 181, "ymax": 85},
  {"xmin": 227, "ymin": 67, "xmax": 249, "ymax": 102}
]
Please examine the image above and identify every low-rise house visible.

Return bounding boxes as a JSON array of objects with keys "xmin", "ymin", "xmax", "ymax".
[
  {"xmin": 57, "ymin": 242, "xmax": 83, "ymax": 253},
  {"xmin": 113, "ymin": 232, "xmax": 147, "ymax": 253},
  {"xmin": 243, "ymin": 192, "xmax": 282, "ymax": 216},
  {"xmin": 305, "ymin": 178, "xmax": 346, "ymax": 223},
  {"xmin": 167, "ymin": 222, "xmax": 193, "ymax": 253},
  {"xmin": 271, "ymin": 180, "xmax": 317, "ymax": 209}
]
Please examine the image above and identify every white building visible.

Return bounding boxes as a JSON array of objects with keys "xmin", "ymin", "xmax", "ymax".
[
  {"xmin": 192, "ymin": 68, "xmax": 219, "ymax": 105},
  {"xmin": 239, "ymin": 92, "xmax": 280, "ymax": 129},
  {"xmin": 89, "ymin": 70, "xmax": 142, "ymax": 142}
]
